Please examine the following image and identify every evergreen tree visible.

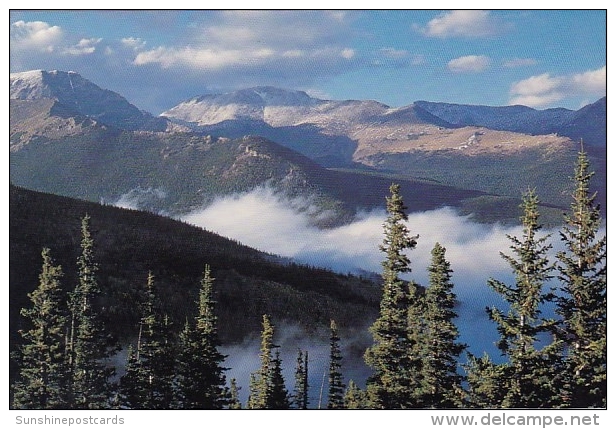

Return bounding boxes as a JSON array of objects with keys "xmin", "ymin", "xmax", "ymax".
[
  {"xmin": 12, "ymin": 248, "xmax": 71, "ymax": 409},
  {"xmin": 117, "ymin": 344, "xmax": 142, "ymax": 409},
  {"xmin": 118, "ymin": 272, "xmax": 175, "ymax": 409},
  {"xmin": 364, "ymin": 183, "xmax": 419, "ymax": 409},
  {"xmin": 68, "ymin": 215, "xmax": 116, "ymax": 409},
  {"xmin": 248, "ymin": 314, "xmax": 290, "ymax": 409},
  {"xmin": 248, "ymin": 315, "xmax": 273, "ymax": 409},
  {"xmin": 292, "ymin": 349, "xmax": 309, "ymax": 409},
  {"xmin": 176, "ymin": 265, "xmax": 228, "ymax": 409},
  {"xmin": 270, "ymin": 350, "xmax": 290, "ymax": 409},
  {"xmin": 464, "ymin": 353, "xmax": 509, "ymax": 408},
  {"xmin": 343, "ymin": 380, "xmax": 366, "ymax": 409},
  {"xmin": 421, "ymin": 243, "xmax": 466, "ymax": 408},
  {"xmin": 327, "ymin": 320, "xmax": 345, "ymax": 409},
  {"xmin": 487, "ymin": 189, "xmax": 562, "ymax": 408},
  {"xmin": 228, "ymin": 378, "xmax": 242, "ymax": 409},
  {"xmin": 556, "ymin": 147, "xmax": 607, "ymax": 408}
]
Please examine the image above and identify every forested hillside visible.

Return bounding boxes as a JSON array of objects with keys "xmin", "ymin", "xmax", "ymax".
[{"xmin": 10, "ymin": 184, "xmax": 380, "ymax": 348}]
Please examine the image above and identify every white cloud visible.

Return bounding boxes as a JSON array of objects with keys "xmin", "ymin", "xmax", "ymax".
[
  {"xmin": 132, "ymin": 11, "xmax": 357, "ymax": 72},
  {"xmin": 282, "ymin": 49, "xmax": 304, "ymax": 58},
  {"xmin": 178, "ymin": 185, "xmax": 577, "ymax": 361},
  {"xmin": 134, "ymin": 44, "xmax": 356, "ymax": 72},
  {"xmin": 509, "ymin": 66, "xmax": 606, "ymax": 107},
  {"xmin": 510, "ymin": 73, "xmax": 563, "ymax": 96},
  {"xmin": 340, "ymin": 48, "xmax": 355, "ymax": 59},
  {"xmin": 179, "ymin": 186, "xmax": 519, "ymax": 288},
  {"xmin": 379, "ymin": 48, "xmax": 409, "ymax": 59},
  {"xmin": 63, "ymin": 38, "xmax": 102, "ymax": 56},
  {"xmin": 134, "ymin": 46, "xmax": 274, "ymax": 70},
  {"xmin": 121, "ymin": 37, "xmax": 146, "ymax": 51},
  {"xmin": 419, "ymin": 10, "xmax": 500, "ymax": 38},
  {"xmin": 571, "ymin": 66, "xmax": 607, "ymax": 94},
  {"xmin": 207, "ymin": 10, "xmax": 352, "ymax": 49},
  {"xmin": 448, "ymin": 55, "xmax": 490, "ymax": 73},
  {"xmin": 10, "ymin": 20, "xmax": 63, "ymax": 52},
  {"xmin": 112, "ymin": 187, "xmax": 167, "ymax": 210}
]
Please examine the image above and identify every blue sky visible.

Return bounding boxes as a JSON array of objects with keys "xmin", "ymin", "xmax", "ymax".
[{"xmin": 9, "ymin": 9, "xmax": 607, "ymax": 115}]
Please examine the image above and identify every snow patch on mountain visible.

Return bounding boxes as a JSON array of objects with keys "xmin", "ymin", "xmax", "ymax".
[
  {"xmin": 10, "ymin": 69, "xmax": 169, "ymax": 132},
  {"xmin": 162, "ymin": 87, "xmax": 395, "ymax": 130}
]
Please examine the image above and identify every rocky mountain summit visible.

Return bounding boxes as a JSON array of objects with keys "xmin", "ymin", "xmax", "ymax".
[{"xmin": 10, "ymin": 70, "xmax": 169, "ymax": 132}]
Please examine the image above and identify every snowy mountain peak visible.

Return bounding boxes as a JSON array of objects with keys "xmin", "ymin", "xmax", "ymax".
[
  {"xmin": 10, "ymin": 69, "xmax": 105, "ymax": 101},
  {"xmin": 10, "ymin": 69, "xmax": 168, "ymax": 132},
  {"xmin": 249, "ymin": 86, "xmax": 314, "ymax": 106},
  {"xmin": 162, "ymin": 86, "xmax": 394, "ymax": 127}
]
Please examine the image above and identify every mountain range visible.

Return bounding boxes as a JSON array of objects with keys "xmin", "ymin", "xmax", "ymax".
[{"xmin": 9, "ymin": 70, "xmax": 607, "ymax": 226}]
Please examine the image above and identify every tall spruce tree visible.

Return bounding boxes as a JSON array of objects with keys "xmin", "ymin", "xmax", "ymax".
[
  {"xmin": 421, "ymin": 243, "xmax": 466, "ymax": 408},
  {"xmin": 364, "ymin": 183, "xmax": 419, "ymax": 409},
  {"xmin": 248, "ymin": 314, "xmax": 274, "ymax": 409},
  {"xmin": 117, "ymin": 344, "xmax": 142, "ymax": 409},
  {"xmin": 556, "ymin": 147, "xmax": 606, "ymax": 408},
  {"xmin": 327, "ymin": 319, "xmax": 345, "ymax": 409},
  {"xmin": 69, "ymin": 215, "xmax": 116, "ymax": 409},
  {"xmin": 12, "ymin": 248, "xmax": 70, "ymax": 409},
  {"xmin": 487, "ymin": 189, "xmax": 562, "ymax": 408},
  {"xmin": 248, "ymin": 315, "xmax": 289, "ymax": 409},
  {"xmin": 228, "ymin": 378, "xmax": 242, "ymax": 409},
  {"xmin": 292, "ymin": 349, "xmax": 309, "ymax": 409},
  {"xmin": 270, "ymin": 350, "xmax": 290, "ymax": 409},
  {"xmin": 118, "ymin": 272, "xmax": 176, "ymax": 409},
  {"xmin": 176, "ymin": 265, "xmax": 228, "ymax": 409}
]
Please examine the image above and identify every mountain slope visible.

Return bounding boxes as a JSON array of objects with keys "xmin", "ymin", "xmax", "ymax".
[
  {"xmin": 10, "ymin": 70, "xmax": 169, "ymax": 132},
  {"xmin": 162, "ymin": 86, "xmax": 602, "ymax": 163},
  {"xmin": 10, "ymin": 113, "xmax": 496, "ymax": 225},
  {"xmin": 414, "ymin": 98, "xmax": 606, "ymax": 147},
  {"xmin": 160, "ymin": 87, "xmax": 606, "ymax": 221},
  {"xmin": 10, "ymin": 184, "xmax": 380, "ymax": 347},
  {"xmin": 10, "ymin": 98, "xmax": 102, "ymax": 150}
]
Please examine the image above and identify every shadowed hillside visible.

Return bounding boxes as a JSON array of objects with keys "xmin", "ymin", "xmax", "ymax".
[{"xmin": 10, "ymin": 184, "xmax": 380, "ymax": 351}]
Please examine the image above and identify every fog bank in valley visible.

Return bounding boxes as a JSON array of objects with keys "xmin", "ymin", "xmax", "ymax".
[{"xmin": 169, "ymin": 185, "xmax": 588, "ymax": 403}]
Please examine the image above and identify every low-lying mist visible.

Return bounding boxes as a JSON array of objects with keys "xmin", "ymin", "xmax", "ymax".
[
  {"xmin": 221, "ymin": 321, "xmax": 373, "ymax": 407},
  {"xmin": 125, "ymin": 184, "xmax": 594, "ymax": 405}
]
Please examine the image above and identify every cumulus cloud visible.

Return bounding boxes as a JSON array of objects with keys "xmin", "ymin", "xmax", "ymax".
[
  {"xmin": 571, "ymin": 66, "xmax": 607, "ymax": 94},
  {"xmin": 418, "ymin": 10, "xmax": 501, "ymax": 38},
  {"xmin": 63, "ymin": 38, "xmax": 102, "ymax": 56},
  {"xmin": 133, "ymin": 11, "xmax": 357, "ymax": 73},
  {"xmin": 509, "ymin": 66, "xmax": 606, "ymax": 107},
  {"xmin": 134, "ymin": 46, "xmax": 269, "ymax": 70},
  {"xmin": 371, "ymin": 48, "xmax": 425, "ymax": 68},
  {"xmin": 121, "ymin": 37, "xmax": 146, "ymax": 51},
  {"xmin": 448, "ymin": 55, "xmax": 490, "ymax": 73},
  {"xmin": 10, "ymin": 20, "xmax": 63, "ymax": 52}
]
